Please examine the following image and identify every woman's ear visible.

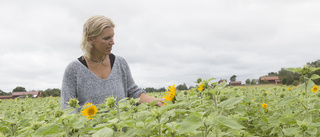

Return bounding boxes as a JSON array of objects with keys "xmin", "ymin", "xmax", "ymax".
[{"xmin": 87, "ymin": 36, "xmax": 93, "ymax": 44}]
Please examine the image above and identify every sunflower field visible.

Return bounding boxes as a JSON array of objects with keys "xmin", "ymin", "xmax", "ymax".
[{"xmin": 1, "ymin": 67, "xmax": 320, "ymax": 137}]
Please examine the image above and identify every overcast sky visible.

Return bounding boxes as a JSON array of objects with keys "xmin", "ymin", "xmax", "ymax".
[{"xmin": 1, "ymin": 0, "xmax": 319, "ymax": 92}]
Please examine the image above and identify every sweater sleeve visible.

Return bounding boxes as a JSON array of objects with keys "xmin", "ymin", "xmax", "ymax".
[
  {"xmin": 120, "ymin": 57, "xmax": 146, "ymax": 99},
  {"xmin": 61, "ymin": 61, "xmax": 78, "ymax": 110}
]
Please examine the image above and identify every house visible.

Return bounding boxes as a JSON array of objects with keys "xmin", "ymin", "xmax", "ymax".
[
  {"xmin": 0, "ymin": 91, "xmax": 41, "ymax": 99},
  {"xmin": 259, "ymin": 76, "xmax": 281, "ymax": 84},
  {"xmin": 229, "ymin": 81, "xmax": 242, "ymax": 86},
  {"xmin": 218, "ymin": 79, "xmax": 227, "ymax": 84},
  {"xmin": 0, "ymin": 95, "xmax": 13, "ymax": 99}
]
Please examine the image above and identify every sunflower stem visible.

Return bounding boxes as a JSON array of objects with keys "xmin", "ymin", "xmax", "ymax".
[
  {"xmin": 158, "ymin": 117, "xmax": 162, "ymax": 137},
  {"xmin": 304, "ymin": 77, "xmax": 309, "ymax": 115}
]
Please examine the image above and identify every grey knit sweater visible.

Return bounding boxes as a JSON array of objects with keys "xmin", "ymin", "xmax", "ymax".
[{"xmin": 61, "ymin": 55, "xmax": 146, "ymax": 110}]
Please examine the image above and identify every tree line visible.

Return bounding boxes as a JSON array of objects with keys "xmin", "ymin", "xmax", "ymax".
[
  {"xmin": 243, "ymin": 59, "xmax": 320, "ymax": 86},
  {"xmin": 0, "ymin": 86, "xmax": 61, "ymax": 97}
]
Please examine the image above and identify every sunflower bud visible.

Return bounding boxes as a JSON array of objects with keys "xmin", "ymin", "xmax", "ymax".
[
  {"xmin": 129, "ymin": 98, "xmax": 136, "ymax": 106},
  {"xmin": 67, "ymin": 98, "xmax": 79, "ymax": 108},
  {"xmin": 106, "ymin": 96, "xmax": 116, "ymax": 108},
  {"xmin": 31, "ymin": 122, "xmax": 41, "ymax": 130},
  {"xmin": 301, "ymin": 66, "xmax": 310, "ymax": 76},
  {"xmin": 152, "ymin": 108, "xmax": 162, "ymax": 119},
  {"xmin": 300, "ymin": 123, "xmax": 308, "ymax": 132},
  {"xmin": 133, "ymin": 106, "xmax": 138, "ymax": 113},
  {"xmin": 121, "ymin": 106, "xmax": 129, "ymax": 111},
  {"xmin": 55, "ymin": 110, "xmax": 64, "ymax": 118}
]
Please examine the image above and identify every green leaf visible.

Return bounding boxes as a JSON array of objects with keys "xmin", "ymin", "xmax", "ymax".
[
  {"xmin": 282, "ymin": 127, "xmax": 301, "ymax": 136},
  {"xmin": 159, "ymin": 103, "xmax": 179, "ymax": 114},
  {"xmin": 218, "ymin": 97, "xmax": 243, "ymax": 109},
  {"xmin": 299, "ymin": 79, "xmax": 315, "ymax": 91},
  {"xmin": 173, "ymin": 109, "xmax": 189, "ymax": 114},
  {"xmin": 286, "ymin": 67, "xmax": 302, "ymax": 73},
  {"xmin": 270, "ymin": 127, "xmax": 281, "ymax": 136},
  {"xmin": 309, "ymin": 67, "xmax": 320, "ymax": 73},
  {"xmin": 306, "ymin": 127, "xmax": 317, "ymax": 135},
  {"xmin": 310, "ymin": 74, "xmax": 320, "ymax": 80},
  {"xmin": 122, "ymin": 128, "xmax": 151, "ymax": 136},
  {"xmin": 34, "ymin": 124, "xmax": 60, "ymax": 135},
  {"xmin": 92, "ymin": 127, "xmax": 113, "ymax": 137},
  {"xmin": 216, "ymin": 116, "xmax": 244, "ymax": 130},
  {"xmin": 207, "ymin": 77, "xmax": 216, "ymax": 83},
  {"xmin": 278, "ymin": 96, "xmax": 295, "ymax": 106},
  {"xmin": 215, "ymin": 81, "xmax": 227, "ymax": 90},
  {"xmin": 309, "ymin": 122, "xmax": 320, "ymax": 127},
  {"xmin": 177, "ymin": 115, "xmax": 202, "ymax": 134}
]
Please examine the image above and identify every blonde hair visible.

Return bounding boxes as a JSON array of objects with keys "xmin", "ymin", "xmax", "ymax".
[{"xmin": 81, "ymin": 15, "xmax": 115, "ymax": 59}]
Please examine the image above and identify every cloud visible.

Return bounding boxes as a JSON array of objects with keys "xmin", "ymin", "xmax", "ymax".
[{"xmin": 0, "ymin": 1, "xmax": 320, "ymax": 92}]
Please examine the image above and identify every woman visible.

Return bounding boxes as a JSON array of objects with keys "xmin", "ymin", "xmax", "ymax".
[{"xmin": 61, "ymin": 15, "xmax": 163, "ymax": 109}]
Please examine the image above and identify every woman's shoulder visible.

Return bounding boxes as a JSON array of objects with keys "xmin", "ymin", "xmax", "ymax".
[
  {"xmin": 64, "ymin": 59, "xmax": 83, "ymax": 71},
  {"xmin": 114, "ymin": 54, "xmax": 127, "ymax": 64}
]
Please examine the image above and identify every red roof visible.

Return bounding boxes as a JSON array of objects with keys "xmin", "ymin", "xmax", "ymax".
[
  {"xmin": 260, "ymin": 76, "xmax": 279, "ymax": 80},
  {"xmin": 229, "ymin": 81, "xmax": 241, "ymax": 84},
  {"xmin": 11, "ymin": 91, "xmax": 40, "ymax": 96},
  {"xmin": 0, "ymin": 96, "xmax": 13, "ymax": 99}
]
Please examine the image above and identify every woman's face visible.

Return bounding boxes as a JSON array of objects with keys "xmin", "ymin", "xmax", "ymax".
[{"xmin": 89, "ymin": 27, "xmax": 115, "ymax": 56}]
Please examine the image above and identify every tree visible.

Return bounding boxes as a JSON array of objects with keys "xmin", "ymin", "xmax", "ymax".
[
  {"xmin": 230, "ymin": 75, "xmax": 237, "ymax": 82},
  {"xmin": 176, "ymin": 83, "xmax": 188, "ymax": 91},
  {"xmin": 251, "ymin": 79, "xmax": 257, "ymax": 85},
  {"xmin": 12, "ymin": 86, "xmax": 27, "ymax": 92},
  {"xmin": 268, "ymin": 72, "xmax": 278, "ymax": 76},
  {"xmin": 42, "ymin": 88, "xmax": 61, "ymax": 97},
  {"xmin": 0, "ymin": 89, "xmax": 10, "ymax": 95},
  {"xmin": 278, "ymin": 68, "xmax": 300, "ymax": 85},
  {"xmin": 245, "ymin": 79, "xmax": 251, "ymax": 85}
]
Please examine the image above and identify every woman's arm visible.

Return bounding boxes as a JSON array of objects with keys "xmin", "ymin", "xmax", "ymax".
[
  {"xmin": 61, "ymin": 62, "xmax": 77, "ymax": 110},
  {"xmin": 138, "ymin": 93, "xmax": 164, "ymax": 107}
]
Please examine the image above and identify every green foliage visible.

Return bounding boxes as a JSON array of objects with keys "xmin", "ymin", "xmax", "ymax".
[
  {"xmin": 144, "ymin": 87, "xmax": 166, "ymax": 93},
  {"xmin": 307, "ymin": 60, "xmax": 320, "ymax": 85},
  {"xmin": 230, "ymin": 75, "xmax": 237, "ymax": 82},
  {"xmin": 279, "ymin": 68, "xmax": 301, "ymax": 85},
  {"xmin": 245, "ymin": 79, "xmax": 251, "ymax": 85},
  {"xmin": 0, "ymin": 90, "xmax": 10, "ymax": 96},
  {"xmin": 251, "ymin": 79, "xmax": 257, "ymax": 85},
  {"xmin": 41, "ymin": 88, "xmax": 61, "ymax": 97},
  {"xmin": 268, "ymin": 72, "xmax": 278, "ymax": 76},
  {"xmin": 1, "ymin": 79, "xmax": 320, "ymax": 136},
  {"xmin": 12, "ymin": 86, "xmax": 27, "ymax": 92},
  {"xmin": 176, "ymin": 83, "xmax": 188, "ymax": 91}
]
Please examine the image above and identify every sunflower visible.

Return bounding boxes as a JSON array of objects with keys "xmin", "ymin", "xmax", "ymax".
[
  {"xmin": 262, "ymin": 103, "xmax": 268, "ymax": 109},
  {"xmin": 288, "ymin": 87, "xmax": 291, "ymax": 90},
  {"xmin": 162, "ymin": 84, "xmax": 176, "ymax": 105},
  {"xmin": 81, "ymin": 103, "xmax": 98, "ymax": 120},
  {"xmin": 312, "ymin": 85, "xmax": 319, "ymax": 93},
  {"xmin": 198, "ymin": 83, "xmax": 204, "ymax": 92},
  {"xmin": 83, "ymin": 102, "xmax": 92, "ymax": 108}
]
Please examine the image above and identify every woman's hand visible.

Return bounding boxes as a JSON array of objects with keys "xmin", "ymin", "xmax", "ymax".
[
  {"xmin": 155, "ymin": 98, "xmax": 164, "ymax": 107},
  {"xmin": 138, "ymin": 93, "xmax": 164, "ymax": 107}
]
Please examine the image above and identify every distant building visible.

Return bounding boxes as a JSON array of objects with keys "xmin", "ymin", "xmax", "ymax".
[
  {"xmin": 218, "ymin": 79, "xmax": 227, "ymax": 84},
  {"xmin": 0, "ymin": 91, "xmax": 41, "ymax": 99},
  {"xmin": 229, "ymin": 81, "xmax": 242, "ymax": 86},
  {"xmin": 259, "ymin": 76, "xmax": 281, "ymax": 84},
  {"xmin": 0, "ymin": 95, "xmax": 13, "ymax": 99}
]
